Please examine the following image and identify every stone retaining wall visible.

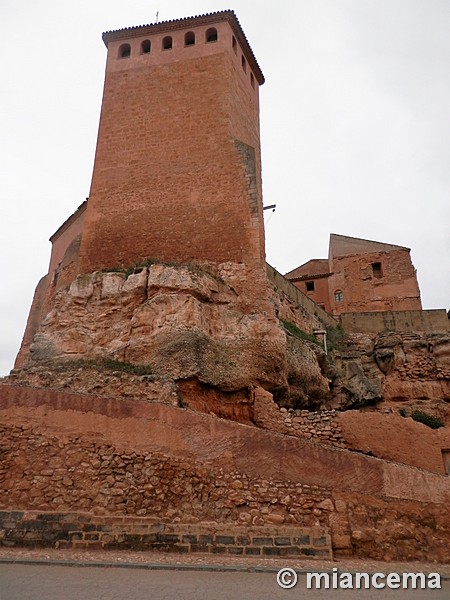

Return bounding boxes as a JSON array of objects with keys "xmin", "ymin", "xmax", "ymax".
[
  {"xmin": 1, "ymin": 383, "xmax": 449, "ymax": 562},
  {"xmin": 0, "ymin": 422, "xmax": 333, "ymax": 527},
  {"xmin": 0, "ymin": 511, "xmax": 331, "ymax": 558},
  {"xmin": 267, "ymin": 264, "xmax": 337, "ymax": 331},
  {"xmin": 253, "ymin": 387, "xmax": 345, "ymax": 448},
  {"xmin": 340, "ymin": 310, "xmax": 449, "ymax": 334}
]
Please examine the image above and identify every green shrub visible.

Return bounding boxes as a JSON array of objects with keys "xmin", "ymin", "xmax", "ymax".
[
  {"xmin": 281, "ymin": 320, "xmax": 320, "ymax": 346},
  {"xmin": 411, "ymin": 410, "xmax": 444, "ymax": 430},
  {"xmin": 325, "ymin": 323, "xmax": 347, "ymax": 351},
  {"xmin": 100, "ymin": 257, "xmax": 214, "ymax": 281},
  {"xmin": 100, "ymin": 257, "xmax": 165, "ymax": 278},
  {"xmin": 399, "ymin": 408, "xmax": 407, "ymax": 418},
  {"xmin": 99, "ymin": 358, "xmax": 153, "ymax": 376},
  {"xmin": 68, "ymin": 357, "xmax": 153, "ymax": 376}
]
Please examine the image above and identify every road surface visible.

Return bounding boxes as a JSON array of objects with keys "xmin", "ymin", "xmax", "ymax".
[{"xmin": 0, "ymin": 563, "xmax": 448, "ymax": 599}]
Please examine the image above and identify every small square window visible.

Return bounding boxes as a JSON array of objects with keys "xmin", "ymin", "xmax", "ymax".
[
  {"xmin": 372, "ymin": 262, "xmax": 383, "ymax": 278},
  {"xmin": 305, "ymin": 281, "xmax": 315, "ymax": 292}
]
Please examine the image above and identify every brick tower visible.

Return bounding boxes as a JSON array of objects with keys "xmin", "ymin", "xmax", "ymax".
[{"xmin": 78, "ymin": 11, "xmax": 266, "ymax": 273}]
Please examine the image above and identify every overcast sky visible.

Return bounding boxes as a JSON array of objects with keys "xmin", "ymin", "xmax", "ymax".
[{"xmin": 1, "ymin": 0, "xmax": 449, "ymax": 375}]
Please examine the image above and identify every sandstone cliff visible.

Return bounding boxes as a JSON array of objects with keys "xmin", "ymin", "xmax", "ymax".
[
  {"xmin": 10, "ymin": 261, "xmax": 450, "ymax": 424},
  {"xmin": 12, "ymin": 262, "xmax": 329, "ymax": 413},
  {"xmin": 327, "ymin": 330, "xmax": 450, "ymax": 422}
]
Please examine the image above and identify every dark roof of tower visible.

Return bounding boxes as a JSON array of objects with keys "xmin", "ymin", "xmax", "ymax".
[{"xmin": 102, "ymin": 10, "xmax": 265, "ymax": 84}]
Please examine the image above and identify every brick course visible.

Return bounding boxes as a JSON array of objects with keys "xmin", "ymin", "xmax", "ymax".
[{"xmin": 0, "ymin": 514, "xmax": 331, "ymax": 558}]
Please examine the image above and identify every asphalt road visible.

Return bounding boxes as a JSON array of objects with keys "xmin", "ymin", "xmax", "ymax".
[{"xmin": 0, "ymin": 564, "xmax": 448, "ymax": 600}]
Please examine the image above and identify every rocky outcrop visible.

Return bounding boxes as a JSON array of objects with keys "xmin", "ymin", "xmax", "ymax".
[
  {"xmin": 15, "ymin": 263, "xmax": 329, "ymax": 410},
  {"xmin": 11, "ymin": 261, "xmax": 450, "ymax": 422},
  {"xmin": 325, "ymin": 331, "xmax": 450, "ymax": 419}
]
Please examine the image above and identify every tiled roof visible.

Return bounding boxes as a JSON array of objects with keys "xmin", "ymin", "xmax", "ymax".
[{"xmin": 102, "ymin": 10, "xmax": 264, "ymax": 84}]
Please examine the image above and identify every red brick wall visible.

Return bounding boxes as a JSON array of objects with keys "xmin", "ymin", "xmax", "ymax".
[
  {"xmin": 48, "ymin": 205, "xmax": 86, "ymax": 277},
  {"xmin": 14, "ymin": 276, "xmax": 49, "ymax": 369},
  {"xmin": 329, "ymin": 249, "xmax": 422, "ymax": 316},
  {"xmin": 78, "ymin": 21, "xmax": 265, "ymax": 274},
  {"xmin": 292, "ymin": 276, "xmax": 331, "ymax": 313}
]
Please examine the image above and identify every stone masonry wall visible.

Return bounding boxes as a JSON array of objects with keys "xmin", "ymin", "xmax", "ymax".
[
  {"xmin": 328, "ymin": 248, "xmax": 422, "ymax": 316},
  {"xmin": 0, "ymin": 511, "xmax": 331, "ymax": 558},
  {"xmin": 79, "ymin": 36, "xmax": 265, "ymax": 274},
  {"xmin": 253, "ymin": 387, "xmax": 450, "ymax": 474},
  {"xmin": 340, "ymin": 309, "xmax": 449, "ymax": 334},
  {"xmin": 267, "ymin": 264, "xmax": 337, "ymax": 331},
  {"xmin": 1, "ymin": 420, "xmax": 449, "ymax": 562},
  {"xmin": 0, "ymin": 423, "xmax": 333, "ymax": 529},
  {"xmin": 253, "ymin": 387, "xmax": 345, "ymax": 448},
  {"xmin": 1, "ymin": 384, "xmax": 449, "ymax": 562}
]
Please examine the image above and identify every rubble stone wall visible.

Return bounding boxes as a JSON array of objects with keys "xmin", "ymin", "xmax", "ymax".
[
  {"xmin": 253, "ymin": 387, "xmax": 345, "ymax": 448},
  {"xmin": 1, "ymin": 384, "xmax": 449, "ymax": 561},
  {"xmin": 253, "ymin": 387, "xmax": 450, "ymax": 474}
]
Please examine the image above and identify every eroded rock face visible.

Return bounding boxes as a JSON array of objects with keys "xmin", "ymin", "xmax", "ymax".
[
  {"xmin": 18, "ymin": 263, "xmax": 329, "ymax": 408},
  {"xmin": 327, "ymin": 330, "xmax": 450, "ymax": 418},
  {"xmin": 15, "ymin": 261, "xmax": 450, "ymax": 419}
]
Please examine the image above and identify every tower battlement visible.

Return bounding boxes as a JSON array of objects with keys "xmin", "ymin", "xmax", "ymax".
[{"xmin": 102, "ymin": 10, "xmax": 264, "ymax": 91}]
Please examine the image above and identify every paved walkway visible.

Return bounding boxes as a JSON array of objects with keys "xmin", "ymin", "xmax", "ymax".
[{"xmin": 1, "ymin": 546, "xmax": 449, "ymax": 575}]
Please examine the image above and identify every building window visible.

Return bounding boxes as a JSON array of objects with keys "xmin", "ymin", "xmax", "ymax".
[
  {"xmin": 162, "ymin": 36, "xmax": 173, "ymax": 50},
  {"xmin": 232, "ymin": 36, "xmax": 237, "ymax": 53},
  {"xmin": 442, "ymin": 450, "xmax": 450, "ymax": 476},
  {"xmin": 250, "ymin": 73, "xmax": 255, "ymax": 89},
  {"xmin": 118, "ymin": 44, "xmax": 131, "ymax": 59},
  {"xmin": 372, "ymin": 262, "xmax": 383, "ymax": 278},
  {"xmin": 335, "ymin": 290, "xmax": 344, "ymax": 303},
  {"xmin": 185, "ymin": 31, "xmax": 195, "ymax": 46},
  {"xmin": 305, "ymin": 281, "xmax": 315, "ymax": 292},
  {"xmin": 53, "ymin": 263, "xmax": 61, "ymax": 286},
  {"xmin": 141, "ymin": 40, "xmax": 151, "ymax": 54},
  {"xmin": 241, "ymin": 55, "xmax": 246, "ymax": 72},
  {"xmin": 206, "ymin": 28, "xmax": 218, "ymax": 42}
]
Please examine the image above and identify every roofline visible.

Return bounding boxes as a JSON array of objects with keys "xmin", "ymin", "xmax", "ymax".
[
  {"xmin": 286, "ymin": 272, "xmax": 333, "ymax": 283},
  {"xmin": 285, "ymin": 258, "xmax": 328, "ymax": 277},
  {"xmin": 329, "ymin": 233, "xmax": 410, "ymax": 252},
  {"xmin": 49, "ymin": 200, "xmax": 88, "ymax": 243},
  {"xmin": 102, "ymin": 10, "xmax": 265, "ymax": 85}
]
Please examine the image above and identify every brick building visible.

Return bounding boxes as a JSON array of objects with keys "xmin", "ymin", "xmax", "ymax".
[
  {"xmin": 285, "ymin": 234, "xmax": 422, "ymax": 317},
  {"xmin": 80, "ymin": 10, "xmax": 265, "ymax": 275},
  {"xmin": 41, "ymin": 10, "xmax": 266, "ymax": 290},
  {"xmin": 15, "ymin": 11, "xmax": 269, "ymax": 366}
]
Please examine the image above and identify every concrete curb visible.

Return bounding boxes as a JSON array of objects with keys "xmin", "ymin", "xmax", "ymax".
[{"xmin": 0, "ymin": 558, "xmax": 449, "ymax": 579}]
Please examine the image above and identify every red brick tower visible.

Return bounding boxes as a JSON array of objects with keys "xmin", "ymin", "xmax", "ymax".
[{"xmin": 78, "ymin": 11, "xmax": 266, "ymax": 273}]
